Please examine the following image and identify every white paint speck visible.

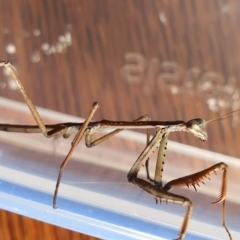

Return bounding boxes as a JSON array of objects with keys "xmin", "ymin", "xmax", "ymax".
[
  {"xmin": 207, "ymin": 98, "xmax": 219, "ymax": 112},
  {"xmin": 44, "ymin": 47, "xmax": 55, "ymax": 55},
  {"xmin": 43, "ymin": 46, "xmax": 56, "ymax": 55},
  {"xmin": 40, "ymin": 31, "xmax": 72, "ymax": 56},
  {"xmin": 31, "ymin": 51, "xmax": 41, "ymax": 62},
  {"xmin": 170, "ymin": 86, "xmax": 179, "ymax": 94},
  {"xmin": 159, "ymin": 12, "xmax": 167, "ymax": 25},
  {"xmin": 41, "ymin": 43, "xmax": 49, "ymax": 51},
  {"xmin": 6, "ymin": 44, "xmax": 16, "ymax": 54},
  {"xmin": 201, "ymin": 81, "xmax": 212, "ymax": 90},
  {"xmin": 64, "ymin": 31, "xmax": 72, "ymax": 45},
  {"xmin": 33, "ymin": 29, "xmax": 41, "ymax": 36},
  {"xmin": 58, "ymin": 31, "xmax": 72, "ymax": 45}
]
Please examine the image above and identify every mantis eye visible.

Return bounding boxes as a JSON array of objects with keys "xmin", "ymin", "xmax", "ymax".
[{"xmin": 186, "ymin": 118, "xmax": 208, "ymax": 141}]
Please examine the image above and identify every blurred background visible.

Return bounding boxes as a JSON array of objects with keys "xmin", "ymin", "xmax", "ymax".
[{"xmin": 0, "ymin": 0, "xmax": 240, "ymax": 239}]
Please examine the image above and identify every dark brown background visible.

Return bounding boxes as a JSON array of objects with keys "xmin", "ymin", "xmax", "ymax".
[{"xmin": 0, "ymin": 0, "xmax": 239, "ymax": 239}]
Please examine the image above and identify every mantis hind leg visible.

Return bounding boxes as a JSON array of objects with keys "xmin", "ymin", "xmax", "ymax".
[
  {"xmin": 0, "ymin": 61, "xmax": 49, "ymax": 136},
  {"xmin": 53, "ymin": 102, "xmax": 99, "ymax": 208}
]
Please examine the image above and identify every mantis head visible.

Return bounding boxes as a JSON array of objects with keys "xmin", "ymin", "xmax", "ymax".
[
  {"xmin": 186, "ymin": 118, "xmax": 207, "ymax": 141},
  {"xmin": 186, "ymin": 108, "xmax": 240, "ymax": 141}
]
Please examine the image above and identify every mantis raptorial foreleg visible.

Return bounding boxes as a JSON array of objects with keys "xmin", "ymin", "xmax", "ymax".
[
  {"xmin": 154, "ymin": 133, "xmax": 168, "ymax": 186},
  {"xmin": 162, "ymin": 162, "xmax": 231, "ymax": 239},
  {"xmin": 127, "ymin": 128, "xmax": 164, "ymax": 182},
  {"xmin": 126, "ymin": 129, "xmax": 193, "ymax": 239},
  {"xmin": 126, "ymin": 126, "xmax": 231, "ymax": 239},
  {"xmin": 163, "ymin": 162, "xmax": 228, "ymax": 203}
]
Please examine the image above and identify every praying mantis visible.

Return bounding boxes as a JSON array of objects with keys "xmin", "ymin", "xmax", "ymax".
[{"xmin": 0, "ymin": 61, "xmax": 237, "ymax": 240}]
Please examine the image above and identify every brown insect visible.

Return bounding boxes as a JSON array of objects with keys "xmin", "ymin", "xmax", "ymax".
[{"xmin": 0, "ymin": 61, "xmax": 236, "ymax": 239}]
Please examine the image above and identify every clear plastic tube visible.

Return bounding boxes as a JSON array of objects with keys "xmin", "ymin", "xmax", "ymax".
[{"xmin": 0, "ymin": 97, "xmax": 240, "ymax": 240}]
